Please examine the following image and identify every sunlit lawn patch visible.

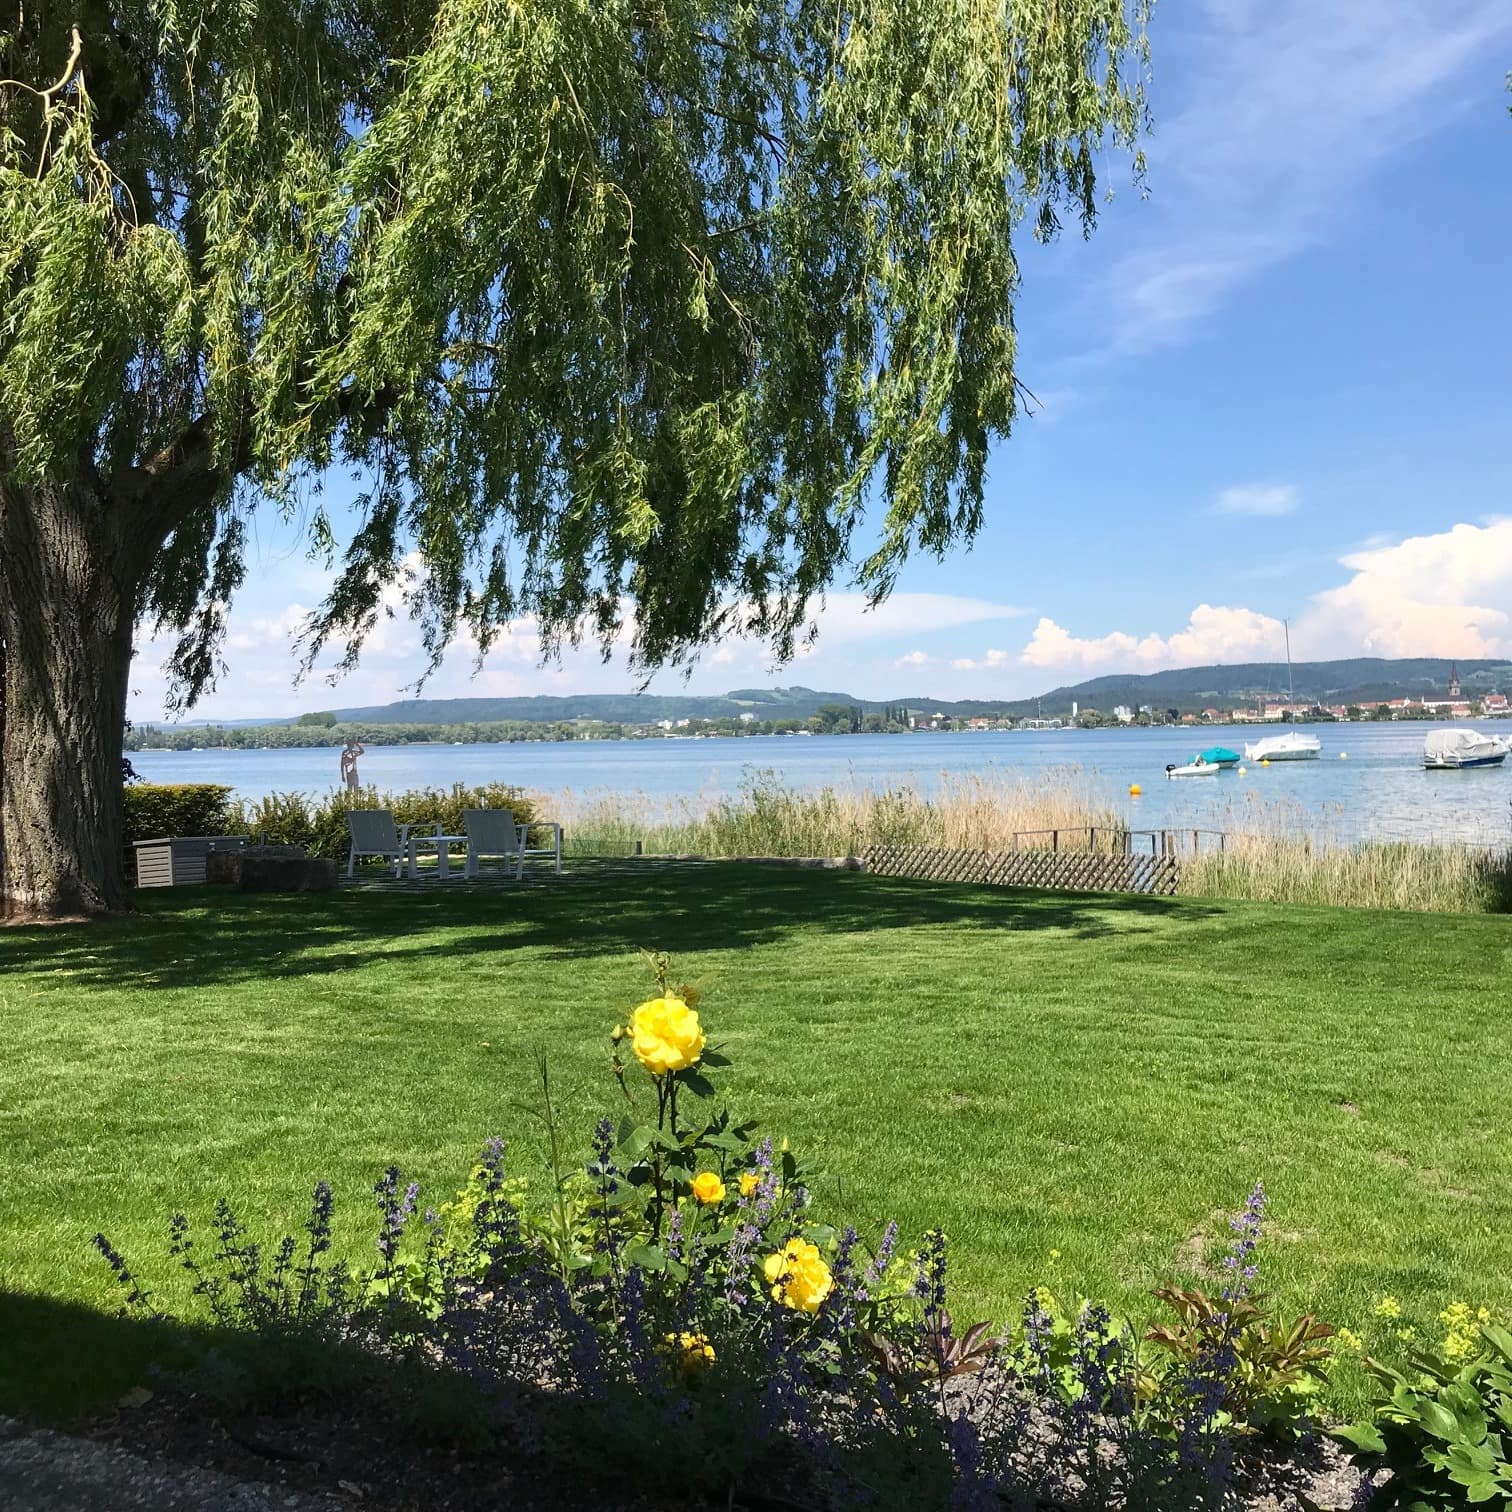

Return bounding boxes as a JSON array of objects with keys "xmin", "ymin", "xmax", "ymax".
[{"xmin": 2, "ymin": 862, "xmax": 1509, "ymax": 1418}]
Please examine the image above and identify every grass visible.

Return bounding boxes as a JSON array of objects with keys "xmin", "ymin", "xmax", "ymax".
[
  {"xmin": 3, "ymin": 863, "xmax": 1511, "ymax": 1422},
  {"xmin": 554, "ymin": 773, "xmax": 1512, "ymax": 913},
  {"xmin": 1182, "ymin": 796, "xmax": 1512, "ymax": 914},
  {"xmin": 554, "ymin": 768, "xmax": 1123, "ymax": 858}
]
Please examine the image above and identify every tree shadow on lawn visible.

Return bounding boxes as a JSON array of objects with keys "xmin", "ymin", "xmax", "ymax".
[
  {"xmin": 0, "ymin": 1291, "xmax": 656, "ymax": 1512},
  {"xmin": 0, "ymin": 1289, "xmax": 207, "ymax": 1424},
  {"xmin": 0, "ymin": 862, "xmax": 1223, "ymax": 992}
]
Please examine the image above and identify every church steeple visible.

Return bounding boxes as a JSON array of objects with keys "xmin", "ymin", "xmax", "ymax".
[{"xmin": 1448, "ymin": 662, "xmax": 1461, "ymax": 698}]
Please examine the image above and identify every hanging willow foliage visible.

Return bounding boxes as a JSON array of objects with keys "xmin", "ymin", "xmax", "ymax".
[{"xmin": 1, "ymin": 0, "xmax": 1149, "ymax": 696}]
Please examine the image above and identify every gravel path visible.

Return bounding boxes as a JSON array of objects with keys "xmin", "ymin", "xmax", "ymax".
[{"xmin": 0, "ymin": 1417, "xmax": 338, "ymax": 1511}]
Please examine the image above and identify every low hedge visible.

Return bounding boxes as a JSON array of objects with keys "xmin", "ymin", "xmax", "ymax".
[
  {"xmin": 122, "ymin": 784, "xmax": 236, "ymax": 845},
  {"xmin": 232, "ymin": 783, "xmax": 540, "ymax": 861}
]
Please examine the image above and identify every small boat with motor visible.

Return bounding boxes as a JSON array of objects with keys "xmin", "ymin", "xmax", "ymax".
[
  {"xmin": 1423, "ymin": 729, "xmax": 1510, "ymax": 770},
  {"xmin": 1166, "ymin": 756, "xmax": 1221, "ymax": 778},
  {"xmin": 1243, "ymin": 732, "xmax": 1322, "ymax": 762},
  {"xmin": 1197, "ymin": 746, "xmax": 1241, "ymax": 768}
]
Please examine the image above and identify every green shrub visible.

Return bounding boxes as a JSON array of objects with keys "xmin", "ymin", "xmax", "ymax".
[
  {"xmin": 232, "ymin": 783, "xmax": 539, "ymax": 860},
  {"xmin": 1337, "ymin": 1312, "xmax": 1512, "ymax": 1507},
  {"xmin": 123, "ymin": 784, "xmax": 236, "ymax": 844}
]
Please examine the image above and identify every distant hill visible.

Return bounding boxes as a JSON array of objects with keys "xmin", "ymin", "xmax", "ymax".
[
  {"xmin": 1026, "ymin": 658, "xmax": 1512, "ymax": 714},
  {"xmin": 321, "ymin": 686, "xmax": 867, "ymax": 724},
  {"xmin": 137, "ymin": 658, "xmax": 1512, "ymax": 731},
  {"xmin": 317, "ymin": 659, "xmax": 1509, "ymax": 724}
]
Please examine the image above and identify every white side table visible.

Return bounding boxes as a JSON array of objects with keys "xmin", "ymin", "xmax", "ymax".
[{"xmin": 406, "ymin": 833, "xmax": 467, "ymax": 880}]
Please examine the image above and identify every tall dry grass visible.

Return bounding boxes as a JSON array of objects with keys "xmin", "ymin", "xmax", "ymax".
[
  {"xmin": 544, "ymin": 769, "xmax": 1511, "ymax": 914},
  {"xmin": 1181, "ymin": 840, "xmax": 1511, "ymax": 913},
  {"xmin": 1178, "ymin": 796, "xmax": 1512, "ymax": 914},
  {"xmin": 549, "ymin": 767, "xmax": 1120, "ymax": 858}
]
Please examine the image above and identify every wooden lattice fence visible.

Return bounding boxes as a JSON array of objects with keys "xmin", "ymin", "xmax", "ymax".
[{"xmin": 861, "ymin": 845, "xmax": 1181, "ymax": 897}]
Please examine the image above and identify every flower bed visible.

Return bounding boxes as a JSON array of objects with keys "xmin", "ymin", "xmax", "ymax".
[{"xmin": 91, "ymin": 955, "xmax": 1500, "ymax": 1509}]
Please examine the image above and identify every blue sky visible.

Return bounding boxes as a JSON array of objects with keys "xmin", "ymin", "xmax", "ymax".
[{"xmin": 130, "ymin": 0, "xmax": 1512, "ymax": 720}]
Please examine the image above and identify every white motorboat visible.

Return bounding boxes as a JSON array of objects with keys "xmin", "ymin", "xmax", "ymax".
[
  {"xmin": 1424, "ymin": 729, "xmax": 1510, "ymax": 770},
  {"xmin": 1166, "ymin": 759, "xmax": 1220, "ymax": 778},
  {"xmin": 1243, "ymin": 732, "xmax": 1322, "ymax": 762}
]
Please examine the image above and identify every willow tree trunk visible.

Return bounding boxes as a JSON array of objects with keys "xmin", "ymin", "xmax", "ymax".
[{"xmin": 0, "ymin": 476, "xmax": 138, "ymax": 917}]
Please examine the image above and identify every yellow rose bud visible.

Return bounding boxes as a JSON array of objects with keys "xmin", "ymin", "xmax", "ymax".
[
  {"xmin": 628, "ymin": 996, "xmax": 705, "ymax": 1076},
  {"xmin": 739, "ymin": 1172, "xmax": 760, "ymax": 1199},
  {"xmin": 763, "ymin": 1238, "xmax": 833, "ymax": 1313},
  {"xmin": 690, "ymin": 1171, "xmax": 725, "ymax": 1205}
]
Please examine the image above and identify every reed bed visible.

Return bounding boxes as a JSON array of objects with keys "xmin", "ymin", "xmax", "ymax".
[
  {"xmin": 550, "ymin": 768, "xmax": 1121, "ymax": 859},
  {"xmin": 1182, "ymin": 840, "xmax": 1511, "ymax": 913},
  {"xmin": 546, "ymin": 770, "xmax": 1511, "ymax": 914},
  {"xmin": 1180, "ymin": 796, "xmax": 1512, "ymax": 914}
]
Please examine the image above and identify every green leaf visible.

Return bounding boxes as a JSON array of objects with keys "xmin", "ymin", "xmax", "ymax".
[
  {"xmin": 1483, "ymin": 1326, "xmax": 1512, "ymax": 1364},
  {"xmin": 624, "ymin": 1243, "xmax": 667, "ymax": 1273},
  {"xmin": 1334, "ymin": 1421, "xmax": 1388, "ymax": 1455},
  {"xmin": 1440, "ymin": 1440, "xmax": 1501, "ymax": 1499},
  {"xmin": 699, "ymin": 1051, "xmax": 731, "ymax": 1068},
  {"xmin": 679, "ymin": 1071, "xmax": 717, "ymax": 1098}
]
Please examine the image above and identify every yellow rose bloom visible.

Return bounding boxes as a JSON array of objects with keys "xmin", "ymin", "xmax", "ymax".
[
  {"xmin": 662, "ymin": 1331, "xmax": 716, "ymax": 1376},
  {"xmin": 739, "ymin": 1172, "xmax": 760, "ymax": 1199},
  {"xmin": 690, "ymin": 1171, "xmax": 726, "ymax": 1205},
  {"xmin": 764, "ymin": 1238, "xmax": 833, "ymax": 1313},
  {"xmin": 628, "ymin": 996, "xmax": 705, "ymax": 1076}
]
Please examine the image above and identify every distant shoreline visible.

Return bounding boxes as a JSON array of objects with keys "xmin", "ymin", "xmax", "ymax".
[{"xmin": 125, "ymin": 710, "xmax": 1512, "ymax": 752}]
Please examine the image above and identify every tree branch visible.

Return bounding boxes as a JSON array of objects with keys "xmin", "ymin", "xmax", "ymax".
[{"xmin": 691, "ymin": 32, "xmax": 788, "ymax": 68}]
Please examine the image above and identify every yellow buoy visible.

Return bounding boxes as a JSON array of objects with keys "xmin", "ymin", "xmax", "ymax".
[
  {"xmin": 1238, "ymin": 766, "xmax": 1247, "ymax": 775},
  {"xmin": 1260, "ymin": 758, "xmax": 1270, "ymax": 767},
  {"xmin": 1340, "ymin": 752, "xmax": 1348, "ymax": 759},
  {"xmin": 1129, "ymin": 783, "xmax": 1142, "ymax": 798}
]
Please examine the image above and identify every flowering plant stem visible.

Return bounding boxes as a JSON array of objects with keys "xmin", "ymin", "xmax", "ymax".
[{"xmin": 528, "ymin": 1053, "xmax": 577, "ymax": 1287}]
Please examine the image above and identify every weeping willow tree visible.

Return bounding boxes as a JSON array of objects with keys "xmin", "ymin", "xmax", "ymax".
[{"xmin": 0, "ymin": 0, "xmax": 1148, "ymax": 916}]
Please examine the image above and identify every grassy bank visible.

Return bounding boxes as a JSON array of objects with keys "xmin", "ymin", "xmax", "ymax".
[
  {"xmin": 4, "ymin": 865, "xmax": 1511, "ymax": 1421},
  {"xmin": 553, "ymin": 773, "xmax": 1512, "ymax": 913}
]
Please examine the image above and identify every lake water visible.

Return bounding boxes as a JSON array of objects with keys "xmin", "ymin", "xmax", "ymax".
[{"xmin": 129, "ymin": 723, "xmax": 1512, "ymax": 847}]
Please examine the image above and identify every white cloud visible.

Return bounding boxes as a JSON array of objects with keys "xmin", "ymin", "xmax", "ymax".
[
  {"xmin": 1021, "ymin": 604, "xmax": 1285, "ymax": 672},
  {"xmin": 894, "ymin": 650, "xmax": 931, "ymax": 668},
  {"xmin": 1101, "ymin": 0, "xmax": 1512, "ymax": 351},
  {"xmin": 1302, "ymin": 520, "xmax": 1512, "ymax": 658},
  {"xmin": 950, "ymin": 648, "xmax": 1013, "ymax": 671},
  {"xmin": 805, "ymin": 591, "xmax": 1031, "ymax": 643},
  {"xmin": 225, "ymin": 604, "xmax": 316, "ymax": 654},
  {"xmin": 1016, "ymin": 520, "xmax": 1512, "ymax": 674},
  {"xmin": 1215, "ymin": 484, "xmax": 1300, "ymax": 518}
]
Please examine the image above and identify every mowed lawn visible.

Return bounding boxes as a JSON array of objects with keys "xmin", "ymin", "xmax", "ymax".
[{"xmin": 3, "ymin": 863, "xmax": 1510, "ymax": 1418}]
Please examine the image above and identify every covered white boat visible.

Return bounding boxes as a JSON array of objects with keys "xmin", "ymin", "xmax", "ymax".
[
  {"xmin": 1424, "ymin": 729, "xmax": 1510, "ymax": 770},
  {"xmin": 1243, "ymin": 732, "xmax": 1322, "ymax": 762}
]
